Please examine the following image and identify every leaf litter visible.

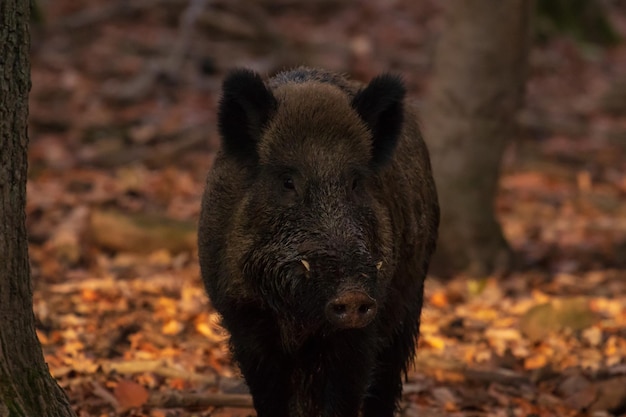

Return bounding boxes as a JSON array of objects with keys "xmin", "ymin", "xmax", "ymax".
[{"xmin": 26, "ymin": 0, "xmax": 626, "ymax": 416}]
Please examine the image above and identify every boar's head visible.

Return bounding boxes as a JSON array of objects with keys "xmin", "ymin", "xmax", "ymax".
[{"xmin": 217, "ymin": 69, "xmax": 406, "ymax": 348}]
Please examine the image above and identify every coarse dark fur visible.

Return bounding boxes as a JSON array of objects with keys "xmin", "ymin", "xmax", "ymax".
[{"xmin": 198, "ymin": 67, "xmax": 439, "ymax": 417}]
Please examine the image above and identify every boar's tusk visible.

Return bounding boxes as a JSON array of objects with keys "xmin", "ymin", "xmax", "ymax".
[
  {"xmin": 301, "ymin": 259, "xmax": 311, "ymax": 272},
  {"xmin": 376, "ymin": 261, "xmax": 383, "ymax": 271}
]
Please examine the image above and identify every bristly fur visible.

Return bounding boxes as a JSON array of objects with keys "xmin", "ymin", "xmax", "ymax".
[
  {"xmin": 218, "ymin": 69, "xmax": 277, "ymax": 163},
  {"xmin": 352, "ymin": 74, "xmax": 406, "ymax": 168},
  {"xmin": 199, "ymin": 67, "xmax": 439, "ymax": 417}
]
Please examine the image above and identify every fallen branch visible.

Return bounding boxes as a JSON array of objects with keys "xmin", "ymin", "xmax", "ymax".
[
  {"xmin": 90, "ymin": 382, "xmax": 252, "ymax": 411},
  {"xmin": 412, "ymin": 352, "xmax": 530, "ymax": 386},
  {"xmin": 102, "ymin": 359, "xmax": 218, "ymax": 386},
  {"xmin": 78, "ymin": 123, "xmax": 214, "ymax": 168},
  {"xmin": 91, "ymin": 381, "xmax": 120, "ymax": 409},
  {"xmin": 464, "ymin": 368, "xmax": 530, "ymax": 386},
  {"xmin": 51, "ymin": 359, "xmax": 219, "ymax": 386},
  {"xmin": 148, "ymin": 391, "xmax": 253, "ymax": 408},
  {"xmin": 46, "ymin": 273, "xmax": 198, "ymax": 295}
]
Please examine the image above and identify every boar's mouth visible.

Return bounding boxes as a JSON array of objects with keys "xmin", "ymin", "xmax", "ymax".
[
  {"xmin": 245, "ymin": 251, "xmax": 382, "ymax": 346},
  {"xmin": 287, "ymin": 262, "xmax": 381, "ymax": 332}
]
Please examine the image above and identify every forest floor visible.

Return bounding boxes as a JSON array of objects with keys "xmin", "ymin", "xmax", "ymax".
[{"xmin": 27, "ymin": 1, "xmax": 626, "ymax": 416}]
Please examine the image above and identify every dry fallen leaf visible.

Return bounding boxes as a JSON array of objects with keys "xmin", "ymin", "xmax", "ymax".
[
  {"xmin": 114, "ymin": 379, "xmax": 149, "ymax": 411},
  {"xmin": 23, "ymin": 2, "xmax": 626, "ymax": 417},
  {"xmin": 524, "ymin": 354, "xmax": 548, "ymax": 370},
  {"xmin": 162, "ymin": 319, "xmax": 185, "ymax": 335},
  {"xmin": 429, "ymin": 291, "xmax": 449, "ymax": 308}
]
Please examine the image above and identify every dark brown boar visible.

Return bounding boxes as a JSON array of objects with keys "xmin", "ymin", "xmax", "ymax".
[{"xmin": 198, "ymin": 67, "xmax": 439, "ymax": 417}]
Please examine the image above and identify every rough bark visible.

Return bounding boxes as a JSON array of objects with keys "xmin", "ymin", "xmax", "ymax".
[
  {"xmin": 423, "ymin": 0, "xmax": 531, "ymax": 277},
  {"xmin": 0, "ymin": 1, "xmax": 77, "ymax": 416}
]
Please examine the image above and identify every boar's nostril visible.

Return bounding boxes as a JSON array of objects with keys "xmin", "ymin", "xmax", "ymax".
[
  {"xmin": 325, "ymin": 290, "xmax": 377, "ymax": 329},
  {"xmin": 332, "ymin": 304, "xmax": 347, "ymax": 315}
]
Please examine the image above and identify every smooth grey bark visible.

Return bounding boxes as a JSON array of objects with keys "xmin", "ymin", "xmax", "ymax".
[
  {"xmin": 0, "ymin": 1, "xmax": 77, "ymax": 415},
  {"xmin": 423, "ymin": 0, "xmax": 531, "ymax": 277}
]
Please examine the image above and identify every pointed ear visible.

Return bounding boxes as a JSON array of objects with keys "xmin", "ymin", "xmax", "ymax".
[
  {"xmin": 352, "ymin": 74, "xmax": 406, "ymax": 167},
  {"xmin": 218, "ymin": 69, "xmax": 277, "ymax": 162}
]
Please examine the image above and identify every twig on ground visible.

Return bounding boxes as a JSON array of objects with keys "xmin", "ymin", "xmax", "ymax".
[
  {"xmin": 413, "ymin": 353, "xmax": 530, "ymax": 387},
  {"xmin": 147, "ymin": 391, "xmax": 253, "ymax": 409},
  {"xmin": 102, "ymin": 359, "xmax": 218, "ymax": 386},
  {"xmin": 77, "ymin": 123, "xmax": 214, "ymax": 168},
  {"xmin": 91, "ymin": 381, "xmax": 120, "ymax": 409}
]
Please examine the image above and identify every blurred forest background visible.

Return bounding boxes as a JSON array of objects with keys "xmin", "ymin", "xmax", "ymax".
[{"xmin": 11, "ymin": 0, "xmax": 626, "ymax": 415}]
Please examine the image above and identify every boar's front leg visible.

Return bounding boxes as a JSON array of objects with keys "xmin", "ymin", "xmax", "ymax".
[
  {"xmin": 361, "ymin": 342, "xmax": 405, "ymax": 417},
  {"xmin": 317, "ymin": 336, "xmax": 377, "ymax": 417},
  {"xmin": 224, "ymin": 307, "xmax": 292, "ymax": 417},
  {"xmin": 363, "ymin": 315, "xmax": 420, "ymax": 417}
]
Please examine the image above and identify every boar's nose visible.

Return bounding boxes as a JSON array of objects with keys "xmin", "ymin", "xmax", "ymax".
[{"xmin": 325, "ymin": 291, "xmax": 377, "ymax": 329}]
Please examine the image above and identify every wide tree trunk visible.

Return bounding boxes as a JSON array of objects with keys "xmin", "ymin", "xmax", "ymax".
[
  {"xmin": 0, "ymin": 1, "xmax": 77, "ymax": 416},
  {"xmin": 423, "ymin": 0, "xmax": 531, "ymax": 277}
]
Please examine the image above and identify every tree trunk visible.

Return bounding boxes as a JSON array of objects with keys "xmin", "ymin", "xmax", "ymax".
[
  {"xmin": 423, "ymin": 0, "xmax": 531, "ymax": 278},
  {"xmin": 0, "ymin": 1, "xmax": 77, "ymax": 416}
]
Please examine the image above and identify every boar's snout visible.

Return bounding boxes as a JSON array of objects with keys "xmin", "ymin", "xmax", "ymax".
[{"xmin": 325, "ymin": 290, "xmax": 377, "ymax": 329}]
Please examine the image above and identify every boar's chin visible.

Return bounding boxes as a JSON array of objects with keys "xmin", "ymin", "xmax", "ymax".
[
  {"xmin": 275, "ymin": 310, "xmax": 373, "ymax": 353},
  {"xmin": 276, "ymin": 318, "xmax": 321, "ymax": 352}
]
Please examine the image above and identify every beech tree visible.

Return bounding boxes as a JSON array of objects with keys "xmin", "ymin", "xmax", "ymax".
[
  {"xmin": 0, "ymin": 1, "xmax": 77, "ymax": 415},
  {"xmin": 423, "ymin": 0, "xmax": 531, "ymax": 277}
]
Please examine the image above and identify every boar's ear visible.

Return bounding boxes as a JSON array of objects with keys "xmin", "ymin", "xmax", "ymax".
[
  {"xmin": 218, "ymin": 69, "xmax": 277, "ymax": 162},
  {"xmin": 352, "ymin": 74, "xmax": 406, "ymax": 167}
]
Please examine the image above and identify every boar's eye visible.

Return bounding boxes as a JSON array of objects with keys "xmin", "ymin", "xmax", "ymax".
[
  {"xmin": 283, "ymin": 177, "xmax": 296, "ymax": 191},
  {"xmin": 351, "ymin": 171, "xmax": 366, "ymax": 192},
  {"xmin": 276, "ymin": 170, "xmax": 298, "ymax": 196}
]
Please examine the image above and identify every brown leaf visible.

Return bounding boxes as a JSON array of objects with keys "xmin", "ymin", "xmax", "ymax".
[
  {"xmin": 114, "ymin": 379, "xmax": 149, "ymax": 411},
  {"xmin": 558, "ymin": 373, "xmax": 592, "ymax": 398},
  {"xmin": 589, "ymin": 377, "xmax": 626, "ymax": 413},
  {"xmin": 431, "ymin": 386, "xmax": 458, "ymax": 411},
  {"xmin": 559, "ymin": 374, "xmax": 596, "ymax": 410}
]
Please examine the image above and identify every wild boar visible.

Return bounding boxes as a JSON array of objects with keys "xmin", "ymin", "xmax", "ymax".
[{"xmin": 198, "ymin": 67, "xmax": 439, "ymax": 417}]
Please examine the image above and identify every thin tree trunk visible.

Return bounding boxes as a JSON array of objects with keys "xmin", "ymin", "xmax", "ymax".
[
  {"xmin": 0, "ymin": 1, "xmax": 77, "ymax": 415},
  {"xmin": 423, "ymin": 0, "xmax": 531, "ymax": 277}
]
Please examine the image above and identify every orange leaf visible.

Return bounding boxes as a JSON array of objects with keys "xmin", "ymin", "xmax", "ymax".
[
  {"xmin": 114, "ymin": 379, "xmax": 149, "ymax": 410},
  {"xmin": 162, "ymin": 319, "xmax": 184, "ymax": 335},
  {"xmin": 169, "ymin": 377, "xmax": 187, "ymax": 390},
  {"xmin": 422, "ymin": 334, "xmax": 447, "ymax": 350},
  {"xmin": 429, "ymin": 291, "xmax": 448, "ymax": 308},
  {"xmin": 81, "ymin": 288, "xmax": 99, "ymax": 302},
  {"xmin": 524, "ymin": 354, "xmax": 547, "ymax": 370}
]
